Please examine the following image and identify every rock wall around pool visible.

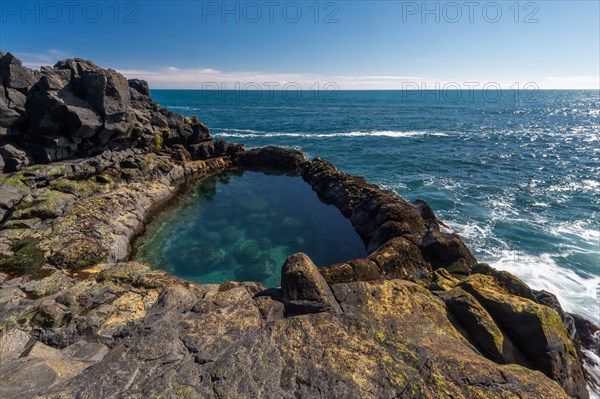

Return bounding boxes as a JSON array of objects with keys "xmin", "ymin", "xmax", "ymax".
[{"xmin": 0, "ymin": 53, "xmax": 598, "ymax": 399}]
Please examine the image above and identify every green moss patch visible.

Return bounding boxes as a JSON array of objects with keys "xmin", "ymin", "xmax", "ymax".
[
  {"xmin": 51, "ymin": 179, "xmax": 99, "ymax": 197},
  {"xmin": 153, "ymin": 128, "xmax": 171, "ymax": 152},
  {"xmin": 13, "ymin": 190, "xmax": 74, "ymax": 220},
  {"xmin": 0, "ymin": 237, "xmax": 45, "ymax": 276},
  {"xmin": 96, "ymin": 174, "xmax": 113, "ymax": 184},
  {"xmin": 50, "ymin": 239, "xmax": 107, "ymax": 271},
  {"xmin": 0, "ymin": 175, "xmax": 27, "ymax": 190}
]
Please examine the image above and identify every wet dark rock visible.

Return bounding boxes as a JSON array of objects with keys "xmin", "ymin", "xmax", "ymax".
[
  {"xmin": 572, "ymin": 313, "xmax": 600, "ymax": 354},
  {"xmin": 421, "ymin": 229, "xmax": 477, "ymax": 274},
  {"xmin": 236, "ymin": 145, "xmax": 307, "ymax": 172},
  {"xmin": 189, "ymin": 139, "xmax": 244, "ymax": 160},
  {"xmin": 412, "ymin": 199, "xmax": 438, "ymax": 227},
  {"xmin": 367, "ymin": 220, "xmax": 413, "ymax": 252}
]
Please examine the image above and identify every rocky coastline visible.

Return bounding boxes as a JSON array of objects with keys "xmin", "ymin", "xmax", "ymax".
[{"xmin": 0, "ymin": 53, "xmax": 598, "ymax": 399}]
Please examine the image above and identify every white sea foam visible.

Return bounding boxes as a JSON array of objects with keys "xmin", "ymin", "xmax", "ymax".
[
  {"xmin": 548, "ymin": 220, "xmax": 600, "ymax": 244},
  {"xmin": 446, "ymin": 216, "xmax": 599, "ymax": 325},
  {"xmin": 583, "ymin": 345, "xmax": 600, "ymax": 399},
  {"xmin": 214, "ymin": 129, "xmax": 449, "ymax": 138},
  {"xmin": 485, "ymin": 251, "xmax": 600, "ymax": 325}
]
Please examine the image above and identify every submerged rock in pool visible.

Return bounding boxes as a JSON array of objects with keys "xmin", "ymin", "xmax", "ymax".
[
  {"xmin": 205, "ymin": 231, "xmax": 221, "ymax": 242},
  {"xmin": 282, "ymin": 216, "xmax": 302, "ymax": 227},
  {"xmin": 234, "ymin": 254, "xmax": 275, "ymax": 282},
  {"xmin": 206, "ymin": 218, "xmax": 228, "ymax": 229},
  {"xmin": 135, "ymin": 170, "xmax": 367, "ymax": 287},
  {"xmin": 219, "ymin": 225, "xmax": 242, "ymax": 245},
  {"xmin": 242, "ymin": 196, "xmax": 269, "ymax": 211}
]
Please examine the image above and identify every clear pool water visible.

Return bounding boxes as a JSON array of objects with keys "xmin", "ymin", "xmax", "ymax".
[
  {"xmin": 151, "ymin": 89, "xmax": 600, "ymax": 325},
  {"xmin": 133, "ymin": 170, "xmax": 367, "ymax": 287}
]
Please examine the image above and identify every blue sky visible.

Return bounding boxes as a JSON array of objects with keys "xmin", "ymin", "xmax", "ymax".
[{"xmin": 1, "ymin": 1, "xmax": 599, "ymax": 89}]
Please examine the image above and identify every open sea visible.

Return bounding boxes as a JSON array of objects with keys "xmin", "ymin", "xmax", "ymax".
[{"xmin": 151, "ymin": 89, "xmax": 600, "ymax": 327}]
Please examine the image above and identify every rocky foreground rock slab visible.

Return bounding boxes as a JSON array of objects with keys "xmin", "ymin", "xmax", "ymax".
[{"xmin": 1, "ymin": 53, "xmax": 598, "ymax": 398}]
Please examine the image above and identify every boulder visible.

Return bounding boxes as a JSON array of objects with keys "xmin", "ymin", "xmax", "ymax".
[
  {"xmin": 412, "ymin": 199, "xmax": 437, "ymax": 227},
  {"xmin": 190, "ymin": 121, "xmax": 212, "ymax": 143},
  {"xmin": 189, "ymin": 141, "xmax": 215, "ymax": 160},
  {"xmin": 281, "ymin": 252, "xmax": 342, "ymax": 315},
  {"xmin": 0, "ymin": 52, "xmax": 37, "ymax": 90},
  {"xmin": 78, "ymin": 68, "xmax": 130, "ymax": 117},
  {"xmin": 128, "ymin": 79, "xmax": 150, "ymax": 96},
  {"xmin": 367, "ymin": 220, "xmax": 413, "ymax": 252},
  {"xmin": 61, "ymin": 340, "xmax": 109, "ymax": 362},
  {"xmin": 57, "ymin": 96, "xmax": 104, "ymax": 138},
  {"xmin": 421, "ymin": 229, "xmax": 477, "ymax": 274},
  {"xmin": 6, "ymin": 88, "xmax": 26, "ymax": 112},
  {"xmin": 368, "ymin": 236, "xmax": 430, "ymax": 280},
  {"xmin": 0, "ymin": 104, "xmax": 21, "ymax": 127},
  {"xmin": 237, "ymin": 146, "xmax": 306, "ymax": 172},
  {"xmin": 0, "ymin": 329, "xmax": 32, "ymax": 363},
  {"xmin": 460, "ymin": 274, "xmax": 588, "ymax": 398},
  {"xmin": 0, "ymin": 182, "xmax": 26, "ymax": 221},
  {"xmin": 536, "ymin": 289, "xmax": 576, "ymax": 338},
  {"xmin": 571, "ymin": 313, "xmax": 600, "ymax": 353},
  {"xmin": 26, "ymin": 84, "xmax": 104, "ymax": 140},
  {"xmin": 36, "ymin": 67, "xmax": 72, "ymax": 91},
  {"xmin": 0, "ymin": 53, "xmax": 237, "ymax": 166},
  {"xmin": 472, "ymin": 263, "xmax": 536, "ymax": 300},
  {"xmin": 0, "ymin": 143, "xmax": 29, "ymax": 170},
  {"xmin": 441, "ymin": 287, "xmax": 527, "ymax": 365},
  {"xmin": 428, "ymin": 267, "xmax": 459, "ymax": 291},
  {"xmin": 27, "ymin": 134, "xmax": 78, "ymax": 163},
  {"xmin": 54, "ymin": 58, "xmax": 100, "ymax": 80}
]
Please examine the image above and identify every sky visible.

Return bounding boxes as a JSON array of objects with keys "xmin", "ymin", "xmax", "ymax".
[{"xmin": 1, "ymin": 0, "xmax": 599, "ymax": 89}]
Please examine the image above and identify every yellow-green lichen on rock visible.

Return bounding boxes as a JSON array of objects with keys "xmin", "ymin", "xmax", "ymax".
[
  {"xmin": 440, "ymin": 286, "xmax": 527, "ymax": 366},
  {"xmin": 50, "ymin": 178, "xmax": 101, "ymax": 198},
  {"xmin": 459, "ymin": 273, "xmax": 588, "ymax": 398},
  {"xmin": 12, "ymin": 190, "xmax": 74, "ymax": 220},
  {"xmin": 428, "ymin": 267, "xmax": 459, "ymax": 291}
]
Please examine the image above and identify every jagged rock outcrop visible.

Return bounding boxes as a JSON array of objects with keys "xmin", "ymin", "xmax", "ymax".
[
  {"xmin": 0, "ymin": 53, "xmax": 213, "ymax": 170},
  {"xmin": 0, "ymin": 54, "xmax": 597, "ymax": 399}
]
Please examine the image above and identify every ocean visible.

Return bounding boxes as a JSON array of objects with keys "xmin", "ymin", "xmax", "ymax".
[{"xmin": 151, "ymin": 89, "xmax": 600, "ymax": 325}]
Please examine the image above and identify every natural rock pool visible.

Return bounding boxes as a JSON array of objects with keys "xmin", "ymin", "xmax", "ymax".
[{"xmin": 132, "ymin": 170, "xmax": 367, "ymax": 287}]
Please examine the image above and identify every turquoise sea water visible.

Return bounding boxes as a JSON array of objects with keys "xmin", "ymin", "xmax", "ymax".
[
  {"xmin": 133, "ymin": 171, "xmax": 366, "ymax": 288},
  {"xmin": 151, "ymin": 89, "xmax": 600, "ymax": 324}
]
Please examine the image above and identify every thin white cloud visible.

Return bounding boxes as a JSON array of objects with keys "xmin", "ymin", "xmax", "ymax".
[
  {"xmin": 14, "ymin": 49, "xmax": 69, "ymax": 69},
  {"xmin": 117, "ymin": 66, "xmax": 600, "ymax": 90},
  {"xmin": 539, "ymin": 76, "xmax": 600, "ymax": 89},
  {"xmin": 5, "ymin": 54, "xmax": 597, "ymax": 90}
]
